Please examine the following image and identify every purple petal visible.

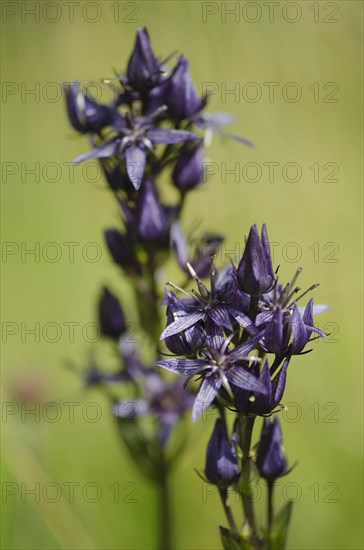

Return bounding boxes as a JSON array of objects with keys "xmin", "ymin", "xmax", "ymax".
[
  {"xmin": 192, "ymin": 376, "xmax": 222, "ymax": 422},
  {"xmin": 264, "ymin": 307, "xmax": 284, "ymax": 355},
  {"xmin": 160, "ymin": 311, "xmax": 204, "ymax": 340},
  {"xmin": 124, "ymin": 145, "xmax": 146, "ymax": 190},
  {"xmin": 230, "ymin": 329, "xmax": 265, "ymax": 360},
  {"xmin": 256, "ymin": 310, "xmax": 274, "ymax": 326},
  {"xmin": 290, "ymin": 303, "xmax": 308, "ymax": 354},
  {"xmin": 157, "ymin": 358, "xmax": 207, "ymax": 375},
  {"xmin": 73, "ymin": 140, "xmax": 118, "ymax": 164},
  {"xmin": 207, "ymin": 306, "xmax": 232, "ymax": 330},
  {"xmin": 227, "ymin": 366, "xmax": 267, "ymax": 394},
  {"xmin": 230, "ymin": 309, "xmax": 258, "ymax": 335},
  {"xmin": 271, "ymin": 358, "xmax": 289, "ymax": 405},
  {"xmin": 147, "ymin": 128, "xmax": 199, "ymax": 144},
  {"xmin": 205, "ymin": 317, "xmax": 225, "ymax": 351},
  {"xmin": 199, "ymin": 112, "xmax": 235, "ymax": 127},
  {"xmin": 298, "ymin": 303, "xmax": 329, "ymax": 317}
]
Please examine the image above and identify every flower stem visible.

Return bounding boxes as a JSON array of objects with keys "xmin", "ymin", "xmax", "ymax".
[
  {"xmin": 158, "ymin": 470, "xmax": 172, "ymax": 550},
  {"xmin": 238, "ymin": 415, "xmax": 259, "ymax": 546},
  {"xmin": 267, "ymin": 480, "xmax": 274, "ymax": 549},
  {"xmin": 219, "ymin": 488, "xmax": 239, "ymax": 535}
]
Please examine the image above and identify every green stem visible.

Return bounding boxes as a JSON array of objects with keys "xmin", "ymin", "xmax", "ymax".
[
  {"xmin": 135, "ymin": 249, "xmax": 162, "ymax": 343},
  {"xmin": 238, "ymin": 415, "xmax": 259, "ymax": 545},
  {"xmin": 219, "ymin": 488, "xmax": 239, "ymax": 535},
  {"xmin": 267, "ymin": 480, "xmax": 274, "ymax": 548},
  {"xmin": 158, "ymin": 470, "xmax": 172, "ymax": 550}
]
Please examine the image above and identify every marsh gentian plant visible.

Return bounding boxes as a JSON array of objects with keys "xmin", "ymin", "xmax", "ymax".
[{"xmin": 64, "ymin": 28, "xmax": 327, "ymax": 550}]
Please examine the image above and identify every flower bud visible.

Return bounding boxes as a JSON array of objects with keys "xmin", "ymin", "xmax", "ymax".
[
  {"xmin": 104, "ymin": 229, "xmax": 140, "ymax": 273},
  {"xmin": 237, "ymin": 224, "xmax": 274, "ymax": 296},
  {"xmin": 172, "ymin": 142, "xmax": 204, "ymax": 191},
  {"xmin": 205, "ymin": 419, "xmax": 240, "ymax": 487},
  {"xmin": 98, "ymin": 287, "xmax": 126, "ymax": 339},
  {"xmin": 256, "ymin": 416, "xmax": 288, "ymax": 481},
  {"xmin": 136, "ymin": 178, "xmax": 169, "ymax": 244},
  {"xmin": 166, "ymin": 56, "xmax": 204, "ymax": 119},
  {"xmin": 63, "ymin": 82, "xmax": 114, "ymax": 133},
  {"xmin": 127, "ymin": 28, "xmax": 160, "ymax": 92}
]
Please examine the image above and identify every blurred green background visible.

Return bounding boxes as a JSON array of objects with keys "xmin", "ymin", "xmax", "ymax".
[{"xmin": 1, "ymin": 1, "xmax": 363, "ymax": 549}]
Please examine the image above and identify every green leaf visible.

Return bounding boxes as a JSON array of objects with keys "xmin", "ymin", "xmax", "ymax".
[
  {"xmin": 270, "ymin": 501, "xmax": 293, "ymax": 550},
  {"xmin": 219, "ymin": 526, "xmax": 255, "ymax": 550}
]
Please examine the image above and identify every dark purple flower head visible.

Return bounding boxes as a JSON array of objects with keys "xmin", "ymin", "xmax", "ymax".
[
  {"xmin": 158, "ymin": 332, "xmax": 267, "ymax": 421},
  {"xmin": 237, "ymin": 224, "xmax": 275, "ymax": 296},
  {"xmin": 256, "ymin": 416, "xmax": 289, "ymax": 481},
  {"xmin": 126, "ymin": 28, "xmax": 161, "ymax": 92},
  {"xmin": 63, "ymin": 82, "xmax": 115, "ymax": 133},
  {"xmin": 73, "ymin": 108, "xmax": 199, "ymax": 189},
  {"xmin": 233, "ymin": 359, "xmax": 288, "ymax": 416},
  {"xmin": 104, "ymin": 228, "xmax": 141, "ymax": 274},
  {"xmin": 98, "ymin": 287, "xmax": 126, "ymax": 340},
  {"xmin": 166, "ymin": 55, "xmax": 204, "ymax": 120},
  {"xmin": 205, "ymin": 419, "xmax": 240, "ymax": 488},
  {"xmin": 160, "ymin": 260, "xmax": 256, "ymax": 348},
  {"xmin": 172, "ymin": 141, "xmax": 204, "ymax": 191}
]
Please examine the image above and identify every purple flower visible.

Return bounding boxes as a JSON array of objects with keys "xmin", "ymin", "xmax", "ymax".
[
  {"xmin": 205, "ymin": 419, "xmax": 240, "ymax": 487},
  {"xmin": 165, "ymin": 55, "xmax": 204, "ymax": 120},
  {"xmin": 63, "ymin": 82, "xmax": 116, "ymax": 133},
  {"xmin": 172, "ymin": 141, "xmax": 204, "ymax": 191},
  {"xmin": 261, "ymin": 301, "xmax": 326, "ymax": 358},
  {"xmin": 136, "ymin": 178, "xmax": 170, "ymax": 244},
  {"xmin": 163, "ymin": 291, "xmax": 206, "ymax": 355},
  {"xmin": 237, "ymin": 224, "xmax": 275, "ymax": 296},
  {"xmin": 233, "ymin": 359, "xmax": 288, "ymax": 416},
  {"xmin": 98, "ymin": 287, "xmax": 126, "ymax": 340},
  {"xmin": 104, "ymin": 228, "xmax": 141, "ymax": 274},
  {"xmin": 126, "ymin": 28, "xmax": 162, "ymax": 93},
  {"xmin": 112, "ymin": 376, "xmax": 194, "ymax": 446},
  {"xmin": 160, "ymin": 261, "xmax": 256, "ymax": 345},
  {"xmin": 73, "ymin": 109, "xmax": 199, "ymax": 190},
  {"xmin": 157, "ymin": 333, "xmax": 267, "ymax": 421},
  {"xmin": 256, "ymin": 416, "xmax": 289, "ymax": 481}
]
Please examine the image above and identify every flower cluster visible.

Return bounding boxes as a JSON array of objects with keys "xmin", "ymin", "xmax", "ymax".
[
  {"xmin": 158, "ymin": 223, "xmax": 327, "ymax": 546},
  {"xmin": 64, "ymin": 28, "xmax": 328, "ymax": 550},
  {"xmin": 64, "ymin": 28, "xmax": 250, "ymax": 483},
  {"xmin": 65, "ymin": 28, "xmax": 250, "ymax": 287},
  {"xmin": 158, "ymin": 223, "xmax": 327, "ymax": 421}
]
